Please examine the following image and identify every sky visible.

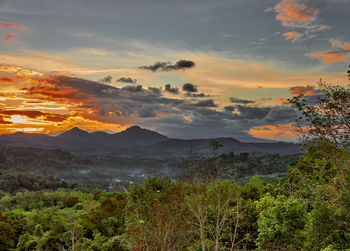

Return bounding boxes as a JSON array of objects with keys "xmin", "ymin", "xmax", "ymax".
[{"xmin": 0, "ymin": 0, "xmax": 349, "ymax": 141}]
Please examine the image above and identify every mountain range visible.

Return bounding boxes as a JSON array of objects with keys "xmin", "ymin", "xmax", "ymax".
[{"xmin": 0, "ymin": 126, "xmax": 300, "ymax": 158}]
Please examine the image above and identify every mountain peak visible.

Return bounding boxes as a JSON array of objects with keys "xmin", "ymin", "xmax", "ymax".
[
  {"xmin": 116, "ymin": 125, "xmax": 168, "ymax": 145},
  {"xmin": 70, "ymin": 127, "xmax": 86, "ymax": 132},
  {"xmin": 58, "ymin": 127, "xmax": 89, "ymax": 138},
  {"xmin": 13, "ymin": 131, "xmax": 26, "ymax": 135},
  {"xmin": 121, "ymin": 125, "xmax": 161, "ymax": 135},
  {"xmin": 124, "ymin": 125, "xmax": 143, "ymax": 132}
]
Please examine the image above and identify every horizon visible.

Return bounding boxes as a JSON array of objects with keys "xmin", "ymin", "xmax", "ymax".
[{"xmin": 0, "ymin": 0, "xmax": 349, "ymax": 141}]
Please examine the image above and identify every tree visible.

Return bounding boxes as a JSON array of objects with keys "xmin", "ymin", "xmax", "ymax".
[
  {"xmin": 289, "ymin": 80, "xmax": 350, "ymax": 146},
  {"xmin": 125, "ymin": 177, "xmax": 190, "ymax": 250},
  {"xmin": 0, "ymin": 211, "xmax": 19, "ymax": 250},
  {"xmin": 206, "ymin": 181, "xmax": 240, "ymax": 251},
  {"xmin": 256, "ymin": 194, "xmax": 307, "ymax": 250},
  {"xmin": 209, "ymin": 140, "xmax": 223, "ymax": 158}
]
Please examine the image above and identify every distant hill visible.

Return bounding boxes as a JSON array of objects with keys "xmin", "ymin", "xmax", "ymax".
[
  {"xmin": 0, "ymin": 126, "xmax": 300, "ymax": 157},
  {"xmin": 130, "ymin": 138, "xmax": 300, "ymax": 158},
  {"xmin": 58, "ymin": 127, "xmax": 91, "ymax": 139}
]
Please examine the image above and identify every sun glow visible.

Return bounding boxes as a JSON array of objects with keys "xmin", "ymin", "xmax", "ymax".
[
  {"xmin": 7, "ymin": 115, "xmax": 32, "ymax": 124},
  {"xmin": 0, "ymin": 66, "xmax": 43, "ymax": 76},
  {"xmin": 17, "ymin": 127, "xmax": 45, "ymax": 133}
]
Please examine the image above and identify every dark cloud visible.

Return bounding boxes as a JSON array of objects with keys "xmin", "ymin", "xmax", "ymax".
[
  {"xmin": 138, "ymin": 108, "xmax": 157, "ymax": 118},
  {"xmin": 223, "ymin": 105, "xmax": 299, "ymax": 123},
  {"xmin": 122, "ymin": 85, "xmax": 143, "ymax": 92},
  {"xmin": 263, "ymin": 106, "xmax": 299, "ymax": 123},
  {"xmin": 139, "ymin": 113, "xmax": 260, "ymax": 141},
  {"xmin": 260, "ymin": 97, "xmax": 272, "ymax": 102},
  {"xmin": 223, "ymin": 106, "xmax": 235, "ymax": 112},
  {"xmin": 182, "ymin": 83, "xmax": 197, "ymax": 92},
  {"xmin": 192, "ymin": 99, "xmax": 217, "ymax": 107},
  {"xmin": 230, "ymin": 97, "xmax": 255, "ymax": 104},
  {"xmin": 140, "ymin": 62, "xmax": 167, "ymax": 72},
  {"xmin": 100, "ymin": 75, "xmax": 112, "ymax": 83},
  {"xmin": 156, "ymin": 97, "xmax": 185, "ymax": 106},
  {"xmin": 148, "ymin": 87, "xmax": 162, "ymax": 95},
  {"xmin": 116, "ymin": 77, "xmax": 137, "ymax": 84},
  {"xmin": 233, "ymin": 105, "xmax": 271, "ymax": 119},
  {"xmin": 172, "ymin": 60, "xmax": 195, "ymax": 70},
  {"xmin": 141, "ymin": 104, "xmax": 300, "ymax": 140},
  {"xmin": 228, "ymin": 105, "xmax": 300, "ymax": 124},
  {"xmin": 164, "ymin": 84, "xmax": 179, "ymax": 94},
  {"xmin": 139, "ymin": 59, "xmax": 195, "ymax": 72}
]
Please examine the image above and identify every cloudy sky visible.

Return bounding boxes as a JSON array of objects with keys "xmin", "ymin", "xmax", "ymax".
[{"xmin": 0, "ymin": 0, "xmax": 349, "ymax": 141}]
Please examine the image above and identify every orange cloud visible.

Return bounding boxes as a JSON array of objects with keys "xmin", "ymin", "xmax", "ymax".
[
  {"xmin": 0, "ymin": 110, "xmax": 69, "ymax": 122},
  {"xmin": 0, "ymin": 65, "xmax": 43, "ymax": 77},
  {"xmin": 22, "ymin": 79, "xmax": 93, "ymax": 105},
  {"xmin": 330, "ymin": 39, "xmax": 343, "ymax": 48},
  {"xmin": 0, "ymin": 77, "xmax": 15, "ymax": 83},
  {"xmin": 0, "ymin": 21, "xmax": 27, "ymax": 30},
  {"xmin": 317, "ymin": 25, "xmax": 331, "ymax": 31},
  {"xmin": 308, "ymin": 51, "xmax": 349, "ymax": 64},
  {"xmin": 0, "ymin": 66, "xmax": 149, "ymax": 134},
  {"xmin": 283, "ymin": 31, "xmax": 303, "ymax": 42},
  {"xmin": 248, "ymin": 123, "xmax": 297, "ymax": 140},
  {"xmin": 329, "ymin": 39, "xmax": 350, "ymax": 50},
  {"xmin": 0, "ymin": 115, "xmax": 12, "ymax": 124},
  {"xmin": 3, "ymin": 34, "xmax": 15, "ymax": 40},
  {"xmin": 0, "ymin": 54, "xmax": 92, "ymax": 75},
  {"xmin": 0, "ymin": 114, "xmax": 129, "ymax": 135},
  {"xmin": 274, "ymin": 0, "xmax": 319, "ymax": 29},
  {"xmin": 289, "ymin": 84, "xmax": 318, "ymax": 95},
  {"xmin": 276, "ymin": 98, "xmax": 289, "ymax": 104},
  {"xmin": 307, "ymin": 39, "xmax": 350, "ymax": 64}
]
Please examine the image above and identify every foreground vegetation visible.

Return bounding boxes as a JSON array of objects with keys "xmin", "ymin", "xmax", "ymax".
[{"xmin": 0, "ymin": 137, "xmax": 349, "ymax": 250}]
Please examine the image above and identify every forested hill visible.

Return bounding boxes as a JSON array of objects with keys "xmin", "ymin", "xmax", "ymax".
[{"xmin": 0, "ymin": 146, "xmax": 299, "ymax": 191}]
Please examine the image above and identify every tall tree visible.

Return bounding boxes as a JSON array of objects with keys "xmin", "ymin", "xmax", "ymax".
[{"xmin": 289, "ymin": 80, "xmax": 350, "ymax": 146}]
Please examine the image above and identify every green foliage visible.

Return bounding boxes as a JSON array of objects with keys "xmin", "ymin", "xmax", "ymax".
[
  {"xmin": 256, "ymin": 194, "xmax": 307, "ymax": 250},
  {"xmin": 86, "ymin": 193, "xmax": 126, "ymax": 237},
  {"xmin": 0, "ymin": 171, "xmax": 73, "ymax": 194},
  {"xmin": 125, "ymin": 177, "xmax": 191, "ymax": 250},
  {"xmin": 0, "ymin": 211, "xmax": 20, "ymax": 250},
  {"xmin": 189, "ymin": 152, "xmax": 300, "ymax": 184},
  {"xmin": 63, "ymin": 196, "xmax": 79, "ymax": 208},
  {"xmin": 297, "ymin": 139, "xmax": 347, "ymax": 182}
]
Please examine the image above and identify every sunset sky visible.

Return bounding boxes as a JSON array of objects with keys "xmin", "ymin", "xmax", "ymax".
[{"xmin": 0, "ymin": 0, "xmax": 349, "ymax": 141}]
